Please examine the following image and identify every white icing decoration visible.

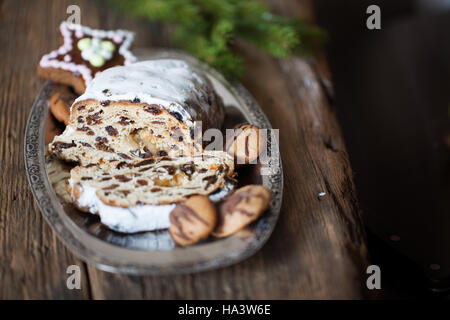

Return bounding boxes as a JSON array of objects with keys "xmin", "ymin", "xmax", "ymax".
[
  {"xmin": 99, "ymin": 48, "xmax": 113, "ymax": 60},
  {"xmin": 81, "ymin": 47, "xmax": 92, "ymax": 61},
  {"xmin": 39, "ymin": 21, "xmax": 137, "ymax": 85},
  {"xmin": 78, "ymin": 38, "xmax": 115, "ymax": 66},
  {"xmin": 74, "ymin": 60, "xmax": 211, "ymax": 127},
  {"xmin": 113, "ymin": 34, "xmax": 123, "ymax": 43}
]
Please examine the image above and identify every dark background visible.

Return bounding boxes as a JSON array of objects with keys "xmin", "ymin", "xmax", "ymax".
[{"xmin": 314, "ymin": 0, "xmax": 450, "ymax": 298}]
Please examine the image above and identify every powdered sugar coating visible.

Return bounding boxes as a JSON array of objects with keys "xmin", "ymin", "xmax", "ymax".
[
  {"xmin": 74, "ymin": 60, "xmax": 214, "ymax": 127},
  {"xmin": 75, "ymin": 182, "xmax": 174, "ymax": 233}
]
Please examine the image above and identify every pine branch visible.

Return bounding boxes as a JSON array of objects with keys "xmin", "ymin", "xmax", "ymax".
[{"xmin": 102, "ymin": 0, "xmax": 325, "ymax": 78}]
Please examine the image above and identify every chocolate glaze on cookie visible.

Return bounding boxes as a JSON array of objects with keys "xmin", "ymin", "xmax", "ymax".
[
  {"xmin": 170, "ymin": 204, "xmax": 209, "ymax": 241},
  {"xmin": 169, "ymin": 195, "xmax": 217, "ymax": 246},
  {"xmin": 213, "ymin": 185, "xmax": 272, "ymax": 238}
]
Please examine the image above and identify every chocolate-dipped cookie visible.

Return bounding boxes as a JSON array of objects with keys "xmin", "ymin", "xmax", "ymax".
[
  {"xmin": 169, "ymin": 195, "xmax": 217, "ymax": 246},
  {"xmin": 213, "ymin": 184, "xmax": 272, "ymax": 238}
]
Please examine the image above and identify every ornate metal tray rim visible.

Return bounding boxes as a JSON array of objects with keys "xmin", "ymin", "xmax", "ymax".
[{"xmin": 24, "ymin": 49, "xmax": 283, "ymax": 275}]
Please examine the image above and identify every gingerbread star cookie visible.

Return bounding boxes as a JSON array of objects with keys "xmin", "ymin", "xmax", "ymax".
[{"xmin": 37, "ymin": 21, "xmax": 137, "ymax": 94}]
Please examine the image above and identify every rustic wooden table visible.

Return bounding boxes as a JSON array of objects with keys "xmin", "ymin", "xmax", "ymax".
[{"xmin": 0, "ymin": 0, "xmax": 370, "ymax": 299}]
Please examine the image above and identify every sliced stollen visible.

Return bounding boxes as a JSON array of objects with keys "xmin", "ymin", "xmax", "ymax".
[
  {"xmin": 49, "ymin": 59, "xmax": 224, "ymax": 165},
  {"xmin": 69, "ymin": 151, "xmax": 235, "ymax": 233}
]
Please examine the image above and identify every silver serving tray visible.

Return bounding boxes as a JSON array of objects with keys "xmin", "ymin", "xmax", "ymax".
[{"xmin": 24, "ymin": 49, "xmax": 283, "ymax": 275}]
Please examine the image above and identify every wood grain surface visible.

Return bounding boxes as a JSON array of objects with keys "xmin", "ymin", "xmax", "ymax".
[{"xmin": 0, "ymin": 0, "xmax": 370, "ymax": 299}]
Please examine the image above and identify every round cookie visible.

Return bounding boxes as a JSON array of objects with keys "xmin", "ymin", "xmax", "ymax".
[
  {"xmin": 45, "ymin": 110, "xmax": 64, "ymax": 144},
  {"xmin": 169, "ymin": 195, "xmax": 217, "ymax": 246},
  {"xmin": 226, "ymin": 123, "xmax": 265, "ymax": 165},
  {"xmin": 213, "ymin": 184, "xmax": 272, "ymax": 238},
  {"xmin": 49, "ymin": 87, "xmax": 76, "ymax": 125},
  {"xmin": 45, "ymin": 155, "xmax": 73, "ymax": 204}
]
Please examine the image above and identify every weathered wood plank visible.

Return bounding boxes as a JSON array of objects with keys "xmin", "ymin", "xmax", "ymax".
[{"xmin": 0, "ymin": 0, "xmax": 91, "ymax": 299}]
